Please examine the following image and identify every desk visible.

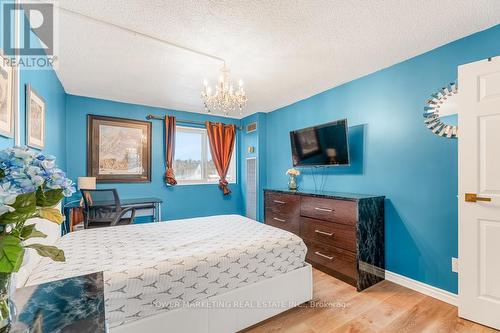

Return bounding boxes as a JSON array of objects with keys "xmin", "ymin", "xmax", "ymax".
[
  {"xmin": 10, "ymin": 272, "xmax": 106, "ymax": 332},
  {"xmin": 63, "ymin": 197, "xmax": 163, "ymax": 234}
]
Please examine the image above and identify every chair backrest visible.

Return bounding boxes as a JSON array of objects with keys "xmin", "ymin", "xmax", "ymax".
[
  {"xmin": 80, "ymin": 189, "xmax": 122, "ymax": 227},
  {"xmin": 81, "ymin": 188, "xmax": 121, "ymax": 210}
]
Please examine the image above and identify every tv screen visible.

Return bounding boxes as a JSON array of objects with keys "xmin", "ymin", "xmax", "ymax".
[{"xmin": 290, "ymin": 119, "xmax": 350, "ymax": 167}]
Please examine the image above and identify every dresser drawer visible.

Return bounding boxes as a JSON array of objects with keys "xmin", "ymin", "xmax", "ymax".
[
  {"xmin": 300, "ymin": 196, "xmax": 357, "ymax": 225},
  {"xmin": 300, "ymin": 217, "xmax": 356, "ymax": 252},
  {"xmin": 265, "ymin": 210, "xmax": 300, "ymax": 235},
  {"xmin": 265, "ymin": 192, "xmax": 300, "ymax": 218},
  {"xmin": 305, "ymin": 240, "xmax": 357, "ymax": 280}
]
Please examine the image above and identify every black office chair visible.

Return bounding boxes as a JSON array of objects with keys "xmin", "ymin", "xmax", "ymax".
[{"xmin": 80, "ymin": 189, "xmax": 137, "ymax": 229}]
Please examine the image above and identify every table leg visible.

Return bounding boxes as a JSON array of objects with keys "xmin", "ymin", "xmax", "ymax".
[
  {"xmin": 157, "ymin": 203, "xmax": 162, "ymax": 222},
  {"xmin": 62, "ymin": 207, "xmax": 70, "ymax": 235}
]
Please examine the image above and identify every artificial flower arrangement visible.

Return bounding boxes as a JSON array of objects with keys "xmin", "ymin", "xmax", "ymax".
[
  {"xmin": 286, "ymin": 168, "xmax": 300, "ymax": 177},
  {"xmin": 286, "ymin": 168, "xmax": 300, "ymax": 190},
  {"xmin": 0, "ymin": 146, "xmax": 75, "ymax": 276}
]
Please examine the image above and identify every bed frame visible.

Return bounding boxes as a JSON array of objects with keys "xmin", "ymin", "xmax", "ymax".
[
  {"xmin": 19, "ymin": 215, "xmax": 312, "ymax": 333},
  {"xmin": 112, "ymin": 263, "xmax": 313, "ymax": 333}
]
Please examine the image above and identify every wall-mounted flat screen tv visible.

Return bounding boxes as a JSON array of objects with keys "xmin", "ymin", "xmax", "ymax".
[{"xmin": 290, "ymin": 119, "xmax": 350, "ymax": 167}]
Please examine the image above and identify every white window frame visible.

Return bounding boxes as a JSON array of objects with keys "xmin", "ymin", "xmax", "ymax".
[{"xmin": 175, "ymin": 125, "xmax": 237, "ymax": 185}]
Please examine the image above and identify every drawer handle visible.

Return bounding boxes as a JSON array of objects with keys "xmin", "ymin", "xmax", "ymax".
[
  {"xmin": 314, "ymin": 251, "xmax": 334, "ymax": 260},
  {"xmin": 314, "ymin": 229, "xmax": 334, "ymax": 237},
  {"xmin": 273, "ymin": 217, "xmax": 286, "ymax": 222},
  {"xmin": 314, "ymin": 207, "xmax": 333, "ymax": 213},
  {"xmin": 273, "ymin": 200, "xmax": 286, "ymax": 204}
]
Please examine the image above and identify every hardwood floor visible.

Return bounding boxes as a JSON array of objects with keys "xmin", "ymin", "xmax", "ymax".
[{"xmin": 242, "ymin": 268, "xmax": 498, "ymax": 333}]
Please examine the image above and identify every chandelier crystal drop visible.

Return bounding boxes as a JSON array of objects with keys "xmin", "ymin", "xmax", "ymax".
[{"xmin": 201, "ymin": 66, "xmax": 248, "ymax": 116}]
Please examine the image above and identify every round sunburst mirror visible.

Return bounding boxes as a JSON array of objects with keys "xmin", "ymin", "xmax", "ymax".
[{"xmin": 423, "ymin": 82, "xmax": 458, "ymax": 139}]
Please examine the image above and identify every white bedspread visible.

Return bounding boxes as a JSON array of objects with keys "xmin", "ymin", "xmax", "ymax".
[{"xmin": 26, "ymin": 215, "xmax": 307, "ymax": 329}]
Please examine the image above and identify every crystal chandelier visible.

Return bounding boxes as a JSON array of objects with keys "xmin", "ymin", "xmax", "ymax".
[{"xmin": 201, "ymin": 66, "xmax": 248, "ymax": 116}]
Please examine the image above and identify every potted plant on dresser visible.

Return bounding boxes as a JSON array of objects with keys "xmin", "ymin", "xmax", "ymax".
[{"xmin": 0, "ymin": 146, "xmax": 75, "ymax": 330}]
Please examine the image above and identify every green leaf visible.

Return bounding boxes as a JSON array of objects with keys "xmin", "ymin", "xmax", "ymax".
[
  {"xmin": 38, "ymin": 208, "xmax": 64, "ymax": 224},
  {"xmin": 0, "ymin": 169, "xmax": 5, "ymax": 180},
  {"xmin": 0, "ymin": 192, "xmax": 37, "ymax": 225},
  {"xmin": 25, "ymin": 244, "xmax": 65, "ymax": 262},
  {"xmin": 0, "ymin": 235, "xmax": 25, "ymax": 273},
  {"xmin": 36, "ymin": 188, "xmax": 64, "ymax": 208},
  {"xmin": 20, "ymin": 224, "xmax": 47, "ymax": 240}
]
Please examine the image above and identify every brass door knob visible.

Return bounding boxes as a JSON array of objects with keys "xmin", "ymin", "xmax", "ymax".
[{"xmin": 465, "ymin": 193, "xmax": 492, "ymax": 202}]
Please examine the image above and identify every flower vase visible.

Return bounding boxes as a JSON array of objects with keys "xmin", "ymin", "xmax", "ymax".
[
  {"xmin": 288, "ymin": 174, "xmax": 298, "ymax": 191},
  {"xmin": 0, "ymin": 273, "xmax": 13, "ymax": 332}
]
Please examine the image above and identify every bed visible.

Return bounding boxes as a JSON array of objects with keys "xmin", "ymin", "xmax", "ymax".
[{"xmin": 22, "ymin": 214, "xmax": 313, "ymax": 333}]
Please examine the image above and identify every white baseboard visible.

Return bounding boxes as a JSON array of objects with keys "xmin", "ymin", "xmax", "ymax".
[{"xmin": 385, "ymin": 270, "xmax": 458, "ymax": 306}]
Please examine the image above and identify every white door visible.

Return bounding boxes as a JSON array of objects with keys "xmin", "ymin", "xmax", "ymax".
[{"xmin": 458, "ymin": 56, "xmax": 500, "ymax": 330}]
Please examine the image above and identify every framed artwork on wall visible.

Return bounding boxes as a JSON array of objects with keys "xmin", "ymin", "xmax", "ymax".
[
  {"xmin": 26, "ymin": 85, "xmax": 46, "ymax": 150},
  {"xmin": 87, "ymin": 115, "xmax": 152, "ymax": 183},
  {"xmin": 0, "ymin": 51, "xmax": 14, "ymax": 138}
]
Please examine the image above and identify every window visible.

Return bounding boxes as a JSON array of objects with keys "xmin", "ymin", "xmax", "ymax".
[{"xmin": 174, "ymin": 126, "xmax": 237, "ymax": 185}]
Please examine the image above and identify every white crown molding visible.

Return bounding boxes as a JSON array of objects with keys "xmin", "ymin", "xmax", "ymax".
[{"xmin": 385, "ymin": 270, "xmax": 458, "ymax": 306}]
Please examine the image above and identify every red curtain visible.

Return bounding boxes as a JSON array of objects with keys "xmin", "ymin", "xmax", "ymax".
[
  {"xmin": 164, "ymin": 116, "xmax": 177, "ymax": 185},
  {"xmin": 205, "ymin": 121, "xmax": 236, "ymax": 195}
]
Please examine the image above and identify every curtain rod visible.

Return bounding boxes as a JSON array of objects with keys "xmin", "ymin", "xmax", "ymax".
[{"xmin": 146, "ymin": 114, "xmax": 242, "ymax": 130}]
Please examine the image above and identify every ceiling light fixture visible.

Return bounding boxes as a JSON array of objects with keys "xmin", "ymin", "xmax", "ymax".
[{"xmin": 201, "ymin": 66, "xmax": 248, "ymax": 116}]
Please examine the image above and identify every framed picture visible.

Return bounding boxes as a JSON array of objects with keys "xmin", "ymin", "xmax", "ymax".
[
  {"xmin": 87, "ymin": 115, "xmax": 152, "ymax": 183},
  {"xmin": 0, "ymin": 51, "xmax": 14, "ymax": 138},
  {"xmin": 26, "ymin": 85, "xmax": 46, "ymax": 149}
]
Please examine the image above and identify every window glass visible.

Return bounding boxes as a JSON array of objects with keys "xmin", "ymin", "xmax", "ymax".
[
  {"xmin": 174, "ymin": 126, "xmax": 237, "ymax": 184},
  {"xmin": 174, "ymin": 128, "xmax": 203, "ymax": 181}
]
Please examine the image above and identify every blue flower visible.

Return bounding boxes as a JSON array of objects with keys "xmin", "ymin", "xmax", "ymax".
[{"xmin": 0, "ymin": 146, "xmax": 76, "ymax": 216}]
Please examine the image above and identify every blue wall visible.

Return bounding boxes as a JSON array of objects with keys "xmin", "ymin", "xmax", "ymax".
[
  {"xmin": 239, "ymin": 113, "xmax": 267, "ymax": 221},
  {"xmin": 19, "ymin": 12, "xmax": 67, "ymax": 168},
  {"xmin": 0, "ymin": 5, "xmax": 67, "ymax": 167},
  {"xmin": 65, "ymin": 95, "xmax": 243, "ymax": 221},
  {"xmin": 252, "ymin": 24, "xmax": 500, "ymax": 294},
  {"xmin": 0, "ymin": 0, "xmax": 15, "ymax": 149},
  {"xmin": 0, "ymin": 0, "xmax": 3, "ymax": 51},
  {"xmin": 20, "ymin": 64, "xmax": 67, "ymax": 169}
]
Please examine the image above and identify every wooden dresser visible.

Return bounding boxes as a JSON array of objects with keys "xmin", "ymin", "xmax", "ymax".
[{"xmin": 264, "ymin": 189, "xmax": 385, "ymax": 291}]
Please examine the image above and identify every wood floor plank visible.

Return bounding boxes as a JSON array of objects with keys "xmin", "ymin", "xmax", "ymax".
[
  {"xmin": 382, "ymin": 297, "xmax": 454, "ymax": 333},
  {"xmin": 241, "ymin": 268, "xmax": 499, "ymax": 333},
  {"xmin": 303, "ymin": 281, "xmax": 403, "ymax": 332},
  {"xmin": 331, "ymin": 286, "xmax": 427, "ymax": 332}
]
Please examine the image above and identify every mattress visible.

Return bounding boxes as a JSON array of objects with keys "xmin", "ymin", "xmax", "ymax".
[{"xmin": 26, "ymin": 214, "xmax": 307, "ymax": 329}]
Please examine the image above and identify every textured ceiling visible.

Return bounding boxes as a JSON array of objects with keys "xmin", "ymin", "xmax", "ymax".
[{"xmin": 54, "ymin": 0, "xmax": 500, "ymax": 118}]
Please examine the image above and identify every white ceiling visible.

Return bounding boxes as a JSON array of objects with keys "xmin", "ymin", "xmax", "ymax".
[{"xmin": 54, "ymin": 0, "xmax": 500, "ymax": 118}]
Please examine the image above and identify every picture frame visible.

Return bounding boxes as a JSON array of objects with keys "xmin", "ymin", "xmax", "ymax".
[
  {"xmin": 0, "ymin": 51, "xmax": 15, "ymax": 138},
  {"xmin": 87, "ymin": 115, "xmax": 152, "ymax": 183},
  {"xmin": 26, "ymin": 85, "xmax": 46, "ymax": 149}
]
